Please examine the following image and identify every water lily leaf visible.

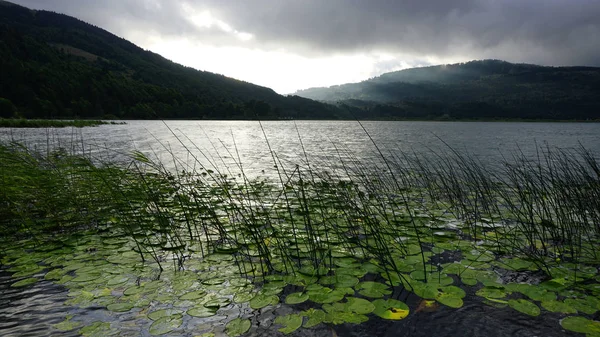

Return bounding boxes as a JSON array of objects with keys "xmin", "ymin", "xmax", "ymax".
[
  {"xmin": 53, "ymin": 315, "xmax": 83, "ymax": 331},
  {"xmin": 180, "ymin": 290, "xmax": 206, "ymax": 300},
  {"xmin": 66, "ymin": 290, "xmax": 95, "ymax": 307},
  {"xmin": 11, "ymin": 264, "xmax": 44, "ymax": 277},
  {"xmin": 322, "ymin": 302, "xmax": 346, "ymax": 314},
  {"xmin": 345, "ymin": 297, "xmax": 375, "ymax": 314},
  {"xmin": 106, "ymin": 275, "xmax": 129, "ymax": 286},
  {"xmin": 187, "ymin": 306, "xmax": 217, "ymax": 318},
  {"xmin": 123, "ymin": 286, "xmax": 143, "ymax": 296},
  {"xmin": 436, "ymin": 292, "xmax": 463, "ymax": 308},
  {"xmin": 560, "ymin": 316, "xmax": 600, "ymax": 335},
  {"xmin": 275, "ymin": 314, "xmax": 303, "ymax": 334},
  {"xmin": 324, "ymin": 311, "xmax": 368, "ymax": 325},
  {"xmin": 520, "ymin": 286, "xmax": 556, "ymax": 302},
  {"xmin": 148, "ymin": 308, "xmax": 183, "ymax": 321},
  {"xmin": 233, "ymin": 291, "xmax": 256, "ymax": 303},
  {"xmin": 541, "ymin": 300, "xmax": 577, "ymax": 314},
  {"xmin": 106, "ymin": 302, "xmax": 133, "ymax": 312},
  {"xmin": 45, "ymin": 268, "xmax": 66, "ymax": 281},
  {"xmin": 427, "ymin": 274, "xmax": 454, "ymax": 287},
  {"xmin": 476, "ymin": 287, "xmax": 507, "ymax": 299},
  {"xmin": 203, "ymin": 297, "xmax": 230, "ymax": 308},
  {"xmin": 441, "ymin": 285, "xmax": 466, "ymax": 299},
  {"xmin": 411, "ymin": 282, "xmax": 439, "ymax": 300},
  {"xmin": 249, "ymin": 293, "xmax": 279, "ymax": 309},
  {"xmin": 149, "ymin": 315, "xmax": 183, "ymax": 335},
  {"xmin": 508, "ymin": 299, "xmax": 540, "ymax": 316},
  {"xmin": 335, "ymin": 267, "xmax": 368, "ymax": 278},
  {"xmin": 285, "ymin": 292, "xmax": 309, "ymax": 305},
  {"xmin": 461, "ymin": 277, "xmax": 477, "ymax": 286},
  {"xmin": 79, "ymin": 321, "xmax": 116, "ymax": 337},
  {"xmin": 302, "ymin": 308, "xmax": 326, "ymax": 328},
  {"xmin": 72, "ymin": 273, "xmax": 99, "ymax": 283},
  {"xmin": 357, "ymin": 282, "xmax": 392, "ymax": 298},
  {"xmin": 372, "ymin": 299, "xmax": 410, "ymax": 320},
  {"xmin": 11, "ymin": 277, "xmax": 38, "ymax": 287},
  {"xmin": 320, "ymin": 274, "xmax": 359, "ymax": 288},
  {"xmin": 202, "ymin": 278, "xmax": 226, "ymax": 285},
  {"xmin": 225, "ymin": 318, "xmax": 251, "ymax": 337},
  {"xmin": 564, "ymin": 298, "xmax": 597, "ymax": 315},
  {"xmin": 309, "ymin": 288, "xmax": 346, "ymax": 304}
]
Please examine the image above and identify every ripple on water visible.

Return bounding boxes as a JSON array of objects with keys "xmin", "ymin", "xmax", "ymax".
[
  {"xmin": 0, "ymin": 270, "xmax": 585, "ymax": 337},
  {"xmin": 0, "ymin": 270, "xmax": 80, "ymax": 337}
]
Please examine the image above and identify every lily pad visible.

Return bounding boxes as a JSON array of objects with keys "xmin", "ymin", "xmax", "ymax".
[
  {"xmin": 149, "ymin": 315, "xmax": 183, "ymax": 335},
  {"xmin": 436, "ymin": 292, "xmax": 463, "ymax": 308},
  {"xmin": 45, "ymin": 269, "xmax": 66, "ymax": 281},
  {"xmin": 233, "ymin": 291, "xmax": 256, "ymax": 303},
  {"xmin": 148, "ymin": 308, "xmax": 183, "ymax": 321},
  {"xmin": 285, "ymin": 292, "xmax": 309, "ymax": 305},
  {"xmin": 53, "ymin": 315, "xmax": 83, "ymax": 331},
  {"xmin": 372, "ymin": 298, "xmax": 410, "ymax": 320},
  {"xmin": 309, "ymin": 288, "xmax": 346, "ymax": 304},
  {"xmin": 79, "ymin": 321, "xmax": 115, "ymax": 337},
  {"xmin": 249, "ymin": 293, "xmax": 279, "ymax": 309},
  {"xmin": 106, "ymin": 302, "xmax": 133, "ymax": 312},
  {"xmin": 320, "ymin": 274, "xmax": 359, "ymax": 288},
  {"xmin": 180, "ymin": 290, "xmax": 207, "ymax": 300},
  {"xmin": 508, "ymin": 299, "xmax": 540, "ymax": 316},
  {"xmin": 476, "ymin": 287, "xmax": 507, "ymax": 299},
  {"xmin": 106, "ymin": 275, "xmax": 129, "ymax": 286},
  {"xmin": 123, "ymin": 286, "xmax": 143, "ymax": 296},
  {"xmin": 302, "ymin": 308, "xmax": 326, "ymax": 328},
  {"xmin": 345, "ymin": 297, "xmax": 376, "ymax": 314},
  {"xmin": 11, "ymin": 277, "xmax": 38, "ymax": 287},
  {"xmin": 357, "ymin": 282, "xmax": 392, "ymax": 298},
  {"xmin": 564, "ymin": 298, "xmax": 597, "ymax": 315},
  {"xmin": 275, "ymin": 314, "xmax": 303, "ymax": 334},
  {"xmin": 560, "ymin": 316, "xmax": 600, "ymax": 335},
  {"xmin": 541, "ymin": 300, "xmax": 577, "ymax": 314},
  {"xmin": 226, "ymin": 318, "xmax": 251, "ymax": 337},
  {"xmin": 187, "ymin": 306, "xmax": 217, "ymax": 318}
]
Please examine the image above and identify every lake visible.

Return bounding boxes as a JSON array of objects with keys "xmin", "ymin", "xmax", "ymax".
[
  {"xmin": 2, "ymin": 121, "xmax": 599, "ymax": 179},
  {"xmin": 1, "ymin": 120, "xmax": 599, "ymax": 337}
]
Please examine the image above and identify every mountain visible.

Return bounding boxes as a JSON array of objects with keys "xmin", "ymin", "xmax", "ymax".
[
  {"xmin": 295, "ymin": 60, "xmax": 600, "ymax": 120},
  {"xmin": 0, "ymin": 1, "xmax": 345, "ymax": 120}
]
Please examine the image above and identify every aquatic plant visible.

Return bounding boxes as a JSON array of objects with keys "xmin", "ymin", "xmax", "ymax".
[{"xmin": 0, "ymin": 135, "xmax": 599, "ymax": 336}]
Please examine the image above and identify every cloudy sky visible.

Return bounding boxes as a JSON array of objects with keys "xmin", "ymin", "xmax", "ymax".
[{"xmin": 12, "ymin": 0, "xmax": 600, "ymax": 94}]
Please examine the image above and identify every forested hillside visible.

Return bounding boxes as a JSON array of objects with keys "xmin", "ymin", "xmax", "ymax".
[
  {"xmin": 296, "ymin": 60, "xmax": 600, "ymax": 120},
  {"xmin": 0, "ymin": 1, "xmax": 344, "ymax": 120}
]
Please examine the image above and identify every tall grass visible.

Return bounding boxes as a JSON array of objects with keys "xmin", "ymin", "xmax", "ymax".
[{"xmin": 1, "ymin": 133, "xmax": 598, "ymax": 285}]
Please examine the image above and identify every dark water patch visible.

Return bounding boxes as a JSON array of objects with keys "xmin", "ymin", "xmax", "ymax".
[
  {"xmin": 0, "ymin": 269, "xmax": 79, "ymax": 337},
  {"xmin": 334, "ymin": 297, "xmax": 579, "ymax": 337}
]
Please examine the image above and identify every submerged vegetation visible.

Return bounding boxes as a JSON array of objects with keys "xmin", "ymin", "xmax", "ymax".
[
  {"xmin": 0, "ymin": 119, "xmax": 121, "ymax": 128},
  {"xmin": 1, "ymin": 134, "xmax": 599, "ymax": 336}
]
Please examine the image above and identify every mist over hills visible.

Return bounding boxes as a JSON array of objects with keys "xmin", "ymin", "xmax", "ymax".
[
  {"xmin": 295, "ymin": 60, "xmax": 600, "ymax": 120},
  {"xmin": 0, "ymin": 1, "xmax": 343, "ymax": 120}
]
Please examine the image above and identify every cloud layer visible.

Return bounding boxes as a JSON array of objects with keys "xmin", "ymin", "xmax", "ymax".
[{"xmin": 11, "ymin": 0, "xmax": 600, "ymax": 91}]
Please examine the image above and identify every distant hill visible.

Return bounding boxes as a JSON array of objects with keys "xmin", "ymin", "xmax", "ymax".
[
  {"xmin": 0, "ymin": 1, "xmax": 344, "ymax": 120},
  {"xmin": 295, "ymin": 60, "xmax": 600, "ymax": 120}
]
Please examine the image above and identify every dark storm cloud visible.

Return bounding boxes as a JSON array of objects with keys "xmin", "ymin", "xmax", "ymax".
[{"xmin": 11, "ymin": 0, "xmax": 600, "ymax": 66}]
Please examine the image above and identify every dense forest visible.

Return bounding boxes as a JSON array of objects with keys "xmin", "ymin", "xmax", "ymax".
[
  {"xmin": 296, "ymin": 60, "xmax": 600, "ymax": 120},
  {"xmin": 0, "ymin": 1, "xmax": 345, "ymax": 120}
]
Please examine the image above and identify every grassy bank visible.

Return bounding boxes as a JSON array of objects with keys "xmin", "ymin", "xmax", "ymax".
[
  {"xmin": 0, "ymin": 119, "xmax": 123, "ymax": 128},
  {"xmin": 0, "ymin": 140, "xmax": 599, "ymax": 336}
]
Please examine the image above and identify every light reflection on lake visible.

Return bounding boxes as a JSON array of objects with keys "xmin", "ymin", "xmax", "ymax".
[{"xmin": 1, "ymin": 121, "xmax": 599, "ymax": 178}]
